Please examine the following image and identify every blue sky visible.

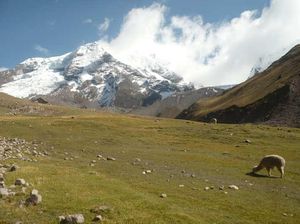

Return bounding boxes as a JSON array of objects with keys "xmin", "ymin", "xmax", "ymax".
[{"xmin": 0, "ymin": 0, "xmax": 270, "ymax": 68}]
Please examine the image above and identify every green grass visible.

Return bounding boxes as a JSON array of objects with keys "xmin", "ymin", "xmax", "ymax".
[{"xmin": 0, "ymin": 113, "xmax": 299, "ymax": 223}]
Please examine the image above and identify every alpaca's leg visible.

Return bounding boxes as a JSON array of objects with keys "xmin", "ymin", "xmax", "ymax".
[
  {"xmin": 278, "ymin": 166, "xmax": 284, "ymax": 178},
  {"xmin": 266, "ymin": 167, "xmax": 271, "ymax": 177}
]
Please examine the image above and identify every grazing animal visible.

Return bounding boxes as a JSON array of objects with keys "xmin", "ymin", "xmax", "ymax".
[{"xmin": 252, "ymin": 155, "xmax": 285, "ymax": 178}]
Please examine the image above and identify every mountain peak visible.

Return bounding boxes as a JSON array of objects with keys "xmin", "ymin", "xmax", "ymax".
[{"xmin": 0, "ymin": 42, "xmax": 193, "ymax": 108}]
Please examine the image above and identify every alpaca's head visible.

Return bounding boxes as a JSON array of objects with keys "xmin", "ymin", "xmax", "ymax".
[{"xmin": 252, "ymin": 165, "xmax": 259, "ymax": 172}]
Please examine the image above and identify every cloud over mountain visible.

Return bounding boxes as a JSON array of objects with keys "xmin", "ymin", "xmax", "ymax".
[{"xmin": 98, "ymin": 0, "xmax": 300, "ymax": 87}]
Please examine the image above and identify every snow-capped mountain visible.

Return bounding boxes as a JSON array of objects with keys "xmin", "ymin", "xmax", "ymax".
[{"xmin": 0, "ymin": 42, "xmax": 193, "ymax": 108}]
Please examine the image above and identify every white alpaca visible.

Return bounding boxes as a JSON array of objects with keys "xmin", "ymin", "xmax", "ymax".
[{"xmin": 252, "ymin": 155, "xmax": 286, "ymax": 178}]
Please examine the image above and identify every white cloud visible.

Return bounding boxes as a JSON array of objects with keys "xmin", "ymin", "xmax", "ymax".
[
  {"xmin": 83, "ymin": 18, "xmax": 93, "ymax": 24},
  {"xmin": 0, "ymin": 67, "xmax": 8, "ymax": 72},
  {"xmin": 34, "ymin": 45, "xmax": 49, "ymax": 55},
  {"xmin": 98, "ymin": 0, "xmax": 300, "ymax": 87},
  {"xmin": 98, "ymin": 18, "xmax": 110, "ymax": 35}
]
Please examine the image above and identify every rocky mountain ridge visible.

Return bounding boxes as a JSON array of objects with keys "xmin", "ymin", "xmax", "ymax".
[{"xmin": 0, "ymin": 42, "xmax": 193, "ymax": 109}]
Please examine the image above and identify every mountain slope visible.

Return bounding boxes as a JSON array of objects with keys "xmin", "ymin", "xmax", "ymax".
[
  {"xmin": 0, "ymin": 42, "xmax": 193, "ymax": 109},
  {"xmin": 177, "ymin": 44, "xmax": 300, "ymax": 127},
  {"xmin": 131, "ymin": 87, "xmax": 223, "ymax": 118}
]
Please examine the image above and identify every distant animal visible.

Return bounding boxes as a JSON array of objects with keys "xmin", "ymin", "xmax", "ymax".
[
  {"xmin": 210, "ymin": 118, "xmax": 217, "ymax": 124},
  {"xmin": 252, "ymin": 155, "xmax": 286, "ymax": 178}
]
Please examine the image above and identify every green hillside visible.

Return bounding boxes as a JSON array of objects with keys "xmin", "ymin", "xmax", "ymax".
[
  {"xmin": 177, "ymin": 45, "xmax": 300, "ymax": 127},
  {"xmin": 0, "ymin": 110, "xmax": 299, "ymax": 223}
]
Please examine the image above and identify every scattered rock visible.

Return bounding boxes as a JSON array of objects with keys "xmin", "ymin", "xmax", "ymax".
[
  {"xmin": 25, "ymin": 190, "xmax": 42, "ymax": 206},
  {"xmin": 0, "ymin": 137, "xmax": 43, "ymax": 161},
  {"xmin": 15, "ymin": 178, "xmax": 26, "ymax": 186},
  {"xmin": 134, "ymin": 158, "xmax": 141, "ymax": 162},
  {"xmin": 204, "ymin": 187, "xmax": 210, "ymax": 191},
  {"xmin": 106, "ymin": 157, "xmax": 116, "ymax": 161},
  {"xmin": 179, "ymin": 184, "xmax": 184, "ymax": 188},
  {"xmin": 245, "ymin": 139, "xmax": 251, "ymax": 143},
  {"xmin": 90, "ymin": 205, "xmax": 112, "ymax": 214},
  {"xmin": 219, "ymin": 186, "xmax": 225, "ymax": 190},
  {"xmin": 9, "ymin": 165, "xmax": 19, "ymax": 172},
  {"xmin": 59, "ymin": 214, "xmax": 84, "ymax": 224},
  {"xmin": 31, "ymin": 189, "xmax": 39, "ymax": 195},
  {"xmin": 160, "ymin": 193, "xmax": 167, "ymax": 198},
  {"xmin": 93, "ymin": 215, "xmax": 103, "ymax": 222},
  {"xmin": 228, "ymin": 185, "xmax": 239, "ymax": 190},
  {"xmin": 0, "ymin": 188, "xmax": 9, "ymax": 197},
  {"xmin": 58, "ymin": 216, "xmax": 65, "ymax": 222}
]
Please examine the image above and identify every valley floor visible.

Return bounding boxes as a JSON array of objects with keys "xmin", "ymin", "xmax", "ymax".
[{"xmin": 0, "ymin": 113, "xmax": 299, "ymax": 223}]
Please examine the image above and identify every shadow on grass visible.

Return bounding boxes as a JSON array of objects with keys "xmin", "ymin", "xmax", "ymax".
[{"xmin": 245, "ymin": 172, "xmax": 278, "ymax": 178}]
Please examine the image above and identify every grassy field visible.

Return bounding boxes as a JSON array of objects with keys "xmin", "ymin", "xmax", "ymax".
[{"xmin": 0, "ymin": 112, "xmax": 299, "ymax": 223}]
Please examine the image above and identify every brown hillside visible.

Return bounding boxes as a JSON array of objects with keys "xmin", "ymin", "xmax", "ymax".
[{"xmin": 177, "ymin": 44, "xmax": 300, "ymax": 127}]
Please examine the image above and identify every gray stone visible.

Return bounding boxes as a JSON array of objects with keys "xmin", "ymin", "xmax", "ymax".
[
  {"xmin": 93, "ymin": 215, "xmax": 103, "ymax": 222},
  {"xmin": 0, "ymin": 188, "xmax": 9, "ymax": 197},
  {"xmin": 9, "ymin": 165, "xmax": 19, "ymax": 172},
  {"xmin": 219, "ymin": 186, "xmax": 225, "ymax": 190},
  {"xmin": 15, "ymin": 178, "xmax": 26, "ymax": 186},
  {"xmin": 106, "ymin": 157, "xmax": 116, "ymax": 161},
  {"xmin": 228, "ymin": 185, "xmax": 239, "ymax": 190},
  {"xmin": 160, "ymin": 193, "xmax": 167, "ymax": 198},
  {"xmin": 25, "ymin": 193, "xmax": 42, "ymax": 205},
  {"xmin": 90, "ymin": 205, "xmax": 112, "ymax": 214},
  {"xmin": 0, "ymin": 181, "xmax": 5, "ymax": 188},
  {"xmin": 31, "ymin": 189, "xmax": 38, "ymax": 195},
  {"xmin": 59, "ymin": 214, "xmax": 85, "ymax": 224},
  {"xmin": 245, "ymin": 139, "xmax": 251, "ymax": 143}
]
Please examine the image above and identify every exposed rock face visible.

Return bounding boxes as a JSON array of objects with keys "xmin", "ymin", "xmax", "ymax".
[{"xmin": 131, "ymin": 87, "xmax": 223, "ymax": 118}]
